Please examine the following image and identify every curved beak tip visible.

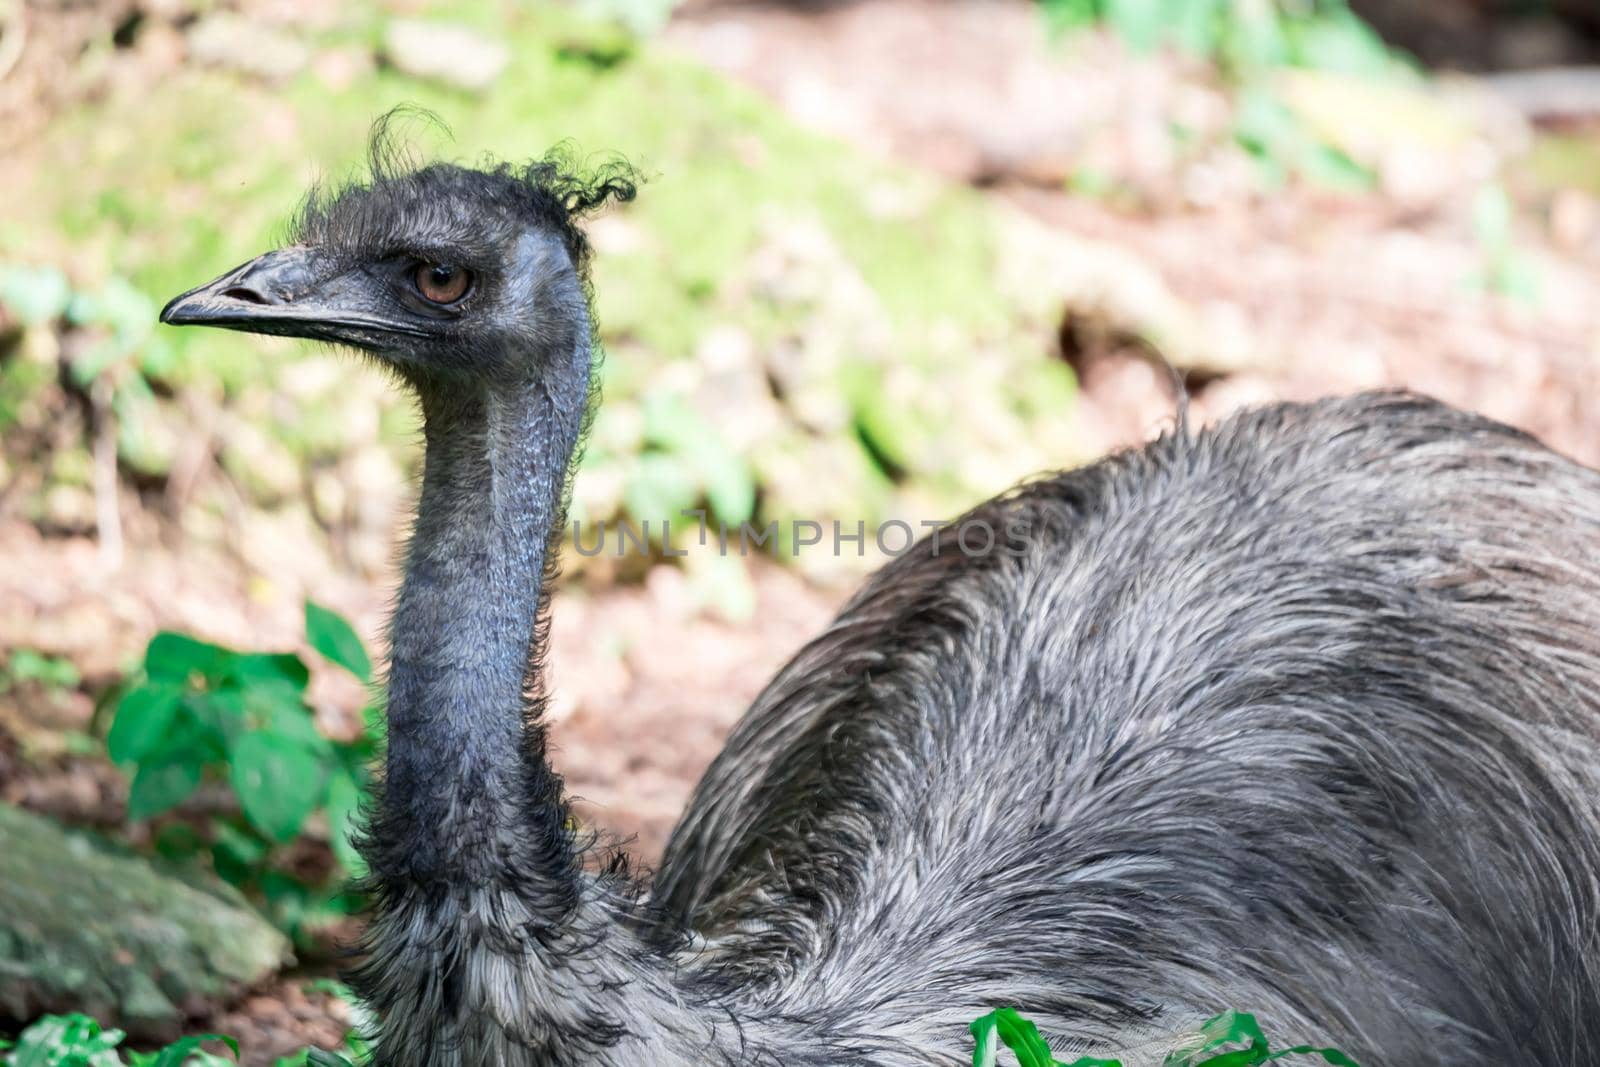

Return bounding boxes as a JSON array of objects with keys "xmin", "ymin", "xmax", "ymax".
[
  {"xmin": 157, "ymin": 248, "xmax": 308, "ymax": 332},
  {"xmin": 158, "ymin": 293, "xmax": 197, "ymax": 326},
  {"xmin": 158, "ymin": 274, "xmax": 247, "ymax": 329}
]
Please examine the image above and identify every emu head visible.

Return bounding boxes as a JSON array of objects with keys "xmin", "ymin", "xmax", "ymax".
[{"xmin": 160, "ymin": 152, "xmax": 637, "ymax": 387}]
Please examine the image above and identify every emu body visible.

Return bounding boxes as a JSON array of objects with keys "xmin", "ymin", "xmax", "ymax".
[{"xmin": 162, "ymin": 151, "xmax": 1600, "ymax": 1066}]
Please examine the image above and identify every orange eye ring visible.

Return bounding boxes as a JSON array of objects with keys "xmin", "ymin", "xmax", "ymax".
[{"xmin": 415, "ymin": 264, "xmax": 472, "ymax": 305}]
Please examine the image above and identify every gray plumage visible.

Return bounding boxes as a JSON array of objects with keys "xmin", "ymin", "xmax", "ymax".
[{"xmin": 161, "ymin": 139, "xmax": 1600, "ymax": 1067}]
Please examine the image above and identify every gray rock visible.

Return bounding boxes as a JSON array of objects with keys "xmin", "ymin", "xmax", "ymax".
[
  {"xmin": 383, "ymin": 19, "xmax": 510, "ymax": 93},
  {"xmin": 0, "ymin": 803, "xmax": 292, "ymax": 1038},
  {"xmin": 186, "ymin": 13, "xmax": 310, "ymax": 83}
]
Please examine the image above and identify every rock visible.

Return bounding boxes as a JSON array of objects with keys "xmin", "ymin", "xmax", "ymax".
[
  {"xmin": 0, "ymin": 804, "xmax": 292, "ymax": 1038},
  {"xmin": 1482, "ymin": 66, "xmax": 1600, "ymax": 122},
  {"xmin": 995, "ymin": 210, "xmax": 1269, "ymax": 381},
  {"xmin": 186, "ymin": 14, "xmax": 309, "ymax": 83},
  {"xmin": 382, "ymin": 20, "xmax": 510, "ymax": 93}
]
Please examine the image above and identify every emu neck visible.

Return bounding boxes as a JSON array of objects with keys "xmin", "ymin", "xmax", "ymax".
[
  {"xmin": 378, "ymin": 365, "xmax": 584, "ymax": 887},
  {"xmin": 363, "ymin": 356, "xmax": 787, "ymax": 1065}
]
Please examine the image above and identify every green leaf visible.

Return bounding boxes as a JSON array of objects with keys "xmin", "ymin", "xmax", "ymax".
[
  {"xmin": 1167, "ymin": 0, "xmax": 1223, "ymax": 57},
  {"xmin": 212, "ymin": 818, "xmax": 270, "ymax": 867},
  {"xmin": 641, "ymin": 393, "xmax": 757, "ymax": 525},
  {"xmin": 344, "ymin": 1033, "xmax": 372, "ymax": 1062},
  {"xmin": 359, "ymin": 697, "xmax": 387, "ymax": 745},
  {"xmin": 1103, "ymin": 0, "xmax": 1164, "ymax": 53},
  {"xmin": 1234, "ymin": 88, "xmax": 1300, "ymax": 161},
  {"xmin": 305, "ymin": 1050, "xmax": 357, "ymax": 1067},
  {"xmin": 106, "ymin": 682, "xmax": 183, "ymax": 763},
  {"xmin": 325, "ymin": 767, "xmax": 368, "ymax": 876},
  {"xmin": 186, "ymin": 688, "xmax": 249, "ymax": 753},
  {"xmin": 702, "ymin": 451, "xmax": 756, "ymax": 526},
  {"xmin": 227, "ymin": 652, "xmax": 311, "ymax": 691},
  {"xmin": 128, "ymin": 753, "xmax": 204, "ymax": 820},
  {"xmin": 1165, "ymin": 1012, "xmax": 1272, "ymax": 1066},
  {"xmin": 9, "ymin": 1013, "xmax": 125, "ymax": 1067},
  {"xmin": 1298, "ymin": 144, "xmax": 1374, "ymax": 192},
  {"xmin": 989, "ymin": 1008, "xmax": 1058, "ymax": 1067},
  {"xmin": 1041, "ymin": 0, "xmax": 1101, "ymax": 35},
  {"xmin": 305, "ymin": 601, "xmax": 372, "ymax": 683},
  {"xmin": 140, "ymin": 1034, "xmax": 240, "ymax": 1067},
  {"xmin": 67, "ymin": 276, "xmax": 157, "ymax": 340},
  {"xmin": 1068, "ymin": 167, "xmax": 1115, "ymax": 199},
  {"xmin": 1226, "ymin": 4, "xmax": 1291, "ymax": 70},
  {"xmin": 970, "ymin": 1012, "xmax": 1000, "ymax": 1067},
  {"xmin": 145, "ymin": 631, "xmax": 233, "ymax": 685},
  {"xmin": 624, "ymin": 452, "xmax": 699, "ymax": 532},
  {"xmin": 967, "ymin": 1009, "xmax": 1358, "ymax": 1067},
  {"xmin": 304, "ymin": 977, "xmax": 354, "ymax": 1000},
  {"xmin": 210, "ymin": 832, "xmax": 260, "ymax": 887},
  {"xmin": 236, "ymin": 679, "xmax": 329, "ymax": 753},
  {"xmin": 1290, "ymin": 10, "xmax": 1392, "ymax": 78},
  {"xmin": 1491, "ymin": 254, "xmax": 1543, "ymax": 304},
  {"xmin": 1473, "ymin": 184, "xmax": 1513, "ymax": 249},
  {"xmin": 1193, "ymin": 1011, "xmax": 1269, "ymax": 1056},
  {"xmin": 0, "ymin": 263, "xmax": 72, "ymax": 325},
  {"xmin": 1266, "ymin": 1047, "xmax": 1362, "ymax": 1066},
  {"xmin": 8, "ymin": 649, "xmax": 81, "ymax": 688},
  {"xmin": 230, "ymin": 732, "xmax": 326, "ymax": 842},
  {"xmin": 260, "ymin": 869, "xmax": 311, "ymax": 927}
]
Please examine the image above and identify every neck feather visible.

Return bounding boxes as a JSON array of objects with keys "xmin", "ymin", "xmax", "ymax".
[{"xmin": 373, "ymin": 368, "xmax": 581, "ymax": 886}]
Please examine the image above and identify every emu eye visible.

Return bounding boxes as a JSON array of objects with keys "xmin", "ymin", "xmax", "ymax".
[{"xmin": 414, "ymin": 263, "xmax": 472, "ymax": 305}]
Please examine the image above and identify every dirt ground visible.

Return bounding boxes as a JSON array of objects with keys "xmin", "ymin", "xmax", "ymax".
[
  {"xmin": 666, "ymin": 0, "xmax": 1600, "ymax": 462},
  {"xmin": 6, "ymin": 0, "xmax": 1600, "ymax": 1061}
]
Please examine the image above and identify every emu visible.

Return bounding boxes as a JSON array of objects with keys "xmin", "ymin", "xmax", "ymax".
[{"xmin": 160, "ymin": 149, "xmax": 1600, "ymax": 1067}]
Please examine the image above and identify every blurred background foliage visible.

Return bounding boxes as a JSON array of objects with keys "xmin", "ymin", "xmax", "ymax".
[
  {"xmin": 0, "ymin": 0, "xmax": 1081, "ymax": 601},
  {"xmin": 4, "ymin": 0, "xmax": 1600, "ymax": 1061}
]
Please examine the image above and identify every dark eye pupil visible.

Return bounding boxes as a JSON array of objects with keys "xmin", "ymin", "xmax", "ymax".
[{"xmin": 430, "ymin": 266, "xmax": 455, "ymax": 285}]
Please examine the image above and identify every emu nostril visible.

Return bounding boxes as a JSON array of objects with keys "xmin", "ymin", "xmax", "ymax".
[{"xmin": 222, "ymin": 286, "xmax": 271, "ymax": 305}]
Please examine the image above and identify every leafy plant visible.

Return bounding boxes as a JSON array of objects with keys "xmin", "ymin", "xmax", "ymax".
[
  {"xmin": 1040, "ymin": 0, "xmax": 1395, "ymax": 78},
  {"xmin": 1231, "ymin": 88, "xmax": 1369, "ymax": 192},
  {"xmin": 104, "ymin": 601, "xmax": 378, "ymax": 936},
  {"xmin": 0, "ymin": 264, "xmax": 177, "ymax": 476},
  {"xmin": 1041, "ymin": 0, "xmax": 1391, "ymax": 192},
  {"xmin": 1470, "ymin": 183, "xmax": 1541, "ymax": 304},
  {"xmin": 294, "ymin": 1054, "xmax": 356, "ymax": 1067},
  {"xmin": 2, "ymin": 649, "xmax": 82, "ymax": 694},
  {"xmin": 622, "ymin": 392, "xmax": 756, "ymax": 532},
  {"xmin": 0, "ymin": 1013, "xmax": 237, "ymax": 1067},
  {"xmin": 574, "ymin": 0, "xmax": 685, "ymax": 38},
  {"xmin": 970, "ymin": 1008, "xmax": 1359, "ymax": 1067}
]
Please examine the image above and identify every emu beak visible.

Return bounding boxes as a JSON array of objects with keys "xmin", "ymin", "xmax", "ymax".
[
  {"xmin": 160, "ymin": 248, "xmax": 417, "ymax": 346},
  {"xmin": 161, "ymin": 248, "xmax": 325, "ymax": 332}
]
